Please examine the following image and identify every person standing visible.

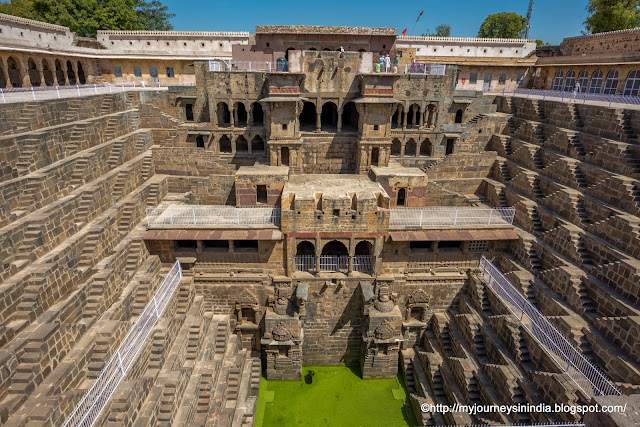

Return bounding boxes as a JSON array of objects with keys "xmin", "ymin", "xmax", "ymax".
[
  {"xmin": 572, "ymin": 81, "xmax": 580, "ymax": 102},
  {"xmin": 393, "ymin": 56, "xmax": 399, "ymax": 73},
  {"xmin": 384, "ymin": 54, "xmax": 391, "ymax": 73}
]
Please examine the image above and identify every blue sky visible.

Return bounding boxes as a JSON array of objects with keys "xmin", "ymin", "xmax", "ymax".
[{"xmin": 162, "ymin": 0, "xmax": 590, "ymax": 44}]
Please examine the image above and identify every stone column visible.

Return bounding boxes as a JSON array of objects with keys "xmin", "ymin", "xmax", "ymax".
[
  {"xmin": 248, "ymin": 138, "xmax": 253, "ymax": 154},
  {"xmin": 63, "ymin": 65, "xmax": 70, "ymax": 85},
  {"xmin": 230, "ymin": 104, "xmax": 235, "ymax": 127},
  {"xmin": 22, "ymin": 58, "xmax": 32, "ymax": 87},
  {"xmin": 316, "ymin": 109, "xmax": 321, "ymax": 132},
  {"xmin": 1, "ymin": 61, "xmax": 12, "ymax": 88},
  {"xmin": 229, "ymin": 240, "xmax": 235, "ymax": 253},
  {"xmin": 38, "ymin": 64, "xmax": 45, "ymax": 87},
  {"xmin": 402, "ymin": 107, "xmax": 407, "ymax": 129},
  {"xmin": 348, "ymin": 238, "xmax": 355, "ymax": 273},
  {"xmin": 400, "ymin": 140, "xmax": 406, "ymax": 157},
  {"xmin": 412, "ymin": 108, "xmax": 417, "ymax": 128},
  {"xmin": 315, "ymin": 237, "xmax": 322, "ymax": 274},
  {"xmin": 337, "ymin": 110, "xmax": 342, "ymax": 133}
]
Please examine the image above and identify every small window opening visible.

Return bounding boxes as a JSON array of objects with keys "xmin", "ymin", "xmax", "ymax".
[
  {"xmin": 257, "ymin": 185, "xmax": 268, "ymax": 204},
  {"xmin": 235, "ymin": 240, "xmax": 259, "ymax": 252}
]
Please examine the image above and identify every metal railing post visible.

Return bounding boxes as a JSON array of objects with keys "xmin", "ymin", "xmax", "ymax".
[
  {"xmin": 169, "ymin": 207, "xmax": 173, "ymax": 225},
  {"xmin": 488, "ymin": 209, "xmax": 493, "ymax": 225},
  {"xmin": 192, "ymin": 208, "xmax": 196, "ymax": 225},
  {"xmin": 76, "ymin": 85, "xmax": 80, "ymax": 96},
  {"xmin": 116, "ymin": 349, "xmax": 125, "ymax": 374},
  {"xmin": 453, "ymin": 210, "xmax": 458, "ymax": 226},
  {"xmin": 31, "ymin": 87, "xmax": 36, "ymax": 100},
  {"xmin": 419, "ymin": 209, "xmax": 423, "ymax": 227},
  {"xmin": 0, "ymin": 88, "xmax": 4, "ymax": 104}
]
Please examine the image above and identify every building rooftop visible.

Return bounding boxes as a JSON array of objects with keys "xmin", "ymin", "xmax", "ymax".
[
  {"xmin": 282, "ymin": 174, "xmax": 385, "ymax": 200},
  {"xmin": 255, "ymin": 25, "xmax": 396, "ymax": 36}
]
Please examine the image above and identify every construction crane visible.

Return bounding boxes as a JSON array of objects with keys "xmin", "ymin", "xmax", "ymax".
[{"xmin": 525, "ymin": 0, "xmax": 534, "ymax": 39}]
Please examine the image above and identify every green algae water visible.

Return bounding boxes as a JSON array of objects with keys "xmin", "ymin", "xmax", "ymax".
[{"xmin": 256, "ymin": 365, "xmax": 418, "ymax": 427}]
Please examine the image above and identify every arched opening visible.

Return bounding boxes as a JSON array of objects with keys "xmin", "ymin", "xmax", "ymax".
[
  {"xmin": 55, "ymin": 59, "xmax": 65, "ymax": 85},
  {"xmin": 235, "ymin": 102, "xmax": 247, "ymax": 126},
  {"xmin": 196, "ymin": 135, "xmax": 205, "ymax": 148},
  {"xmin": 371, "ymin": 147, "xmax": 379, "ymax": 166},
  {"xmin": 588, "ymin": 70, "xmax": 603, "ymax": 93},
  {"xmin": 391, "ymin": 139, "xmax": 401, "ymax": 156},
  {"xmin": 603, "ymin": 70, "xmax": 618, "ymax": 95},
  {"xmin": 321, "ymin": 102, "xmax": 338, "ymax": 131},
  {"xmin": 623, "ymin": 70, "xmax": 640, "ymax": 97},
  {"xmin": 295, "ymin": 240, "xmax": 315, "ymax": 271},
  {"xmin": 251, "ymin": 102, "xmax": 263, "ymax": 125},
  {"xmin": 578, "ymin": 70, "xmax": 588, "ymax": 92},
  {"xmin": 552, "ymin": 70, "xmax": 563, "ymax": 91},
  {"xmin": 342, "ymin": 101, "xmax": 358, "ymax": 131},
  {"xmin": 454, "ymin": 109, "xmax": 463, "ymax": 123},
  {"xmin": 77, "ymin": 61, "xmax": 86, "ymax": 84},
  {"xmin": 219, "ymin": 135, "xmax": 232, "ymax": 153},
  {"xmin": 355, "ymin": 241, "xmax": 373, "ymax": 256},
  {"xmin": 236, "ymin": 135, "xmax": 248, "ymax": 152},
  {"xmin": 404, "ymin": 139, "xmax": 416, "ymax": 156},
  {"xmin": 42, "ymin": 59, "xmax": 54, "ymax": 86},
  {"xmin": 322, "ymin": 240, "xmax": 349, "ymax": 256},
  {"xmin": 322, "ymin": 48, "xmax": 331, "ymax": 52},
  {"xmin": 67, "ymin": 60, "xmax": 76, "ymax": 85},
  {"xmin": 426, "ymin": 104, "xmax": 436, "ymax": 127},
  {"xmin": 397, "ymin": 188, "xmax": 406, "ymax": 206},
  {"xmin": 299, "ymin": 101, "xmax": 316, "ymax": 131},
  {"xmin": 420, "ymin": 139, "xmax": 432, "ymax": 156},
  {"xmin": 407, "ymin": 104, "xmax": 420, "ymax": 128},
  {"xmin": 28, "ymin": 58, "xmax": 40, "ymax": 86},
  {"xmin": 7, "ymin": 56, "xmax": 22, "ymax": 87},
  {"xmin": 285, "ymin": 47, "xmax": 295, "ymax": 60},
  {"xmin": 296, "ymin": 241, "xmax": 315, "ymax": 255},
  {"xmin": 217, "ymin": 102, "xmax": 231, "ymax": 126},
  {"xmin": 251, "ymin": 135, "xmax": 264, "ymax": 153},
  {"xmin": 391, "ymin": 105, "xmax": 404, "ymax": 129},
  {"xmin": 564, "ymin": 70, "xmax": 576, "ymax": 91},
  {"xmin": 281, "ymin": 147, "xmax": 290, "ymax": 166}
]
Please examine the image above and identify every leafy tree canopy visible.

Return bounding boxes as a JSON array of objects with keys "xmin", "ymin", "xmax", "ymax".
[
  {"xmin": 584, "ymin": 0, "xmax": 640, "ymax": 34},
  {"xmin": 477, "ymin": 12, "xmax": 527, "ymax": 39},
  {"xmin": 0, "ymin": 0, "xmax": 174, "ymax": 37},
  {"xmin": 422, "ymin": 24, "xmax": 451, "ymax": 37},
  {"xmin": 536, "ymin": 39, "xmax": 551, "ymax": 47}
]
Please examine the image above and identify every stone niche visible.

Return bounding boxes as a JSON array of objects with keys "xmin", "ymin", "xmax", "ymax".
[
  {"xmin": 361, "ymin": 281, "xmax": 403, "ymax": 379},
  {"xmin": 235, "ymin": 165, "xmax": 289, "ymax": 206},
  {"xmin": 370, "ymin": 165, "xmax": 427, "ymax": 208}
]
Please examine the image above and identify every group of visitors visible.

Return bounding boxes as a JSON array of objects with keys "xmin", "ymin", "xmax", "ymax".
[{"xmin": 376, "ymin": 54, "xmax": 399, "ymax": 73}]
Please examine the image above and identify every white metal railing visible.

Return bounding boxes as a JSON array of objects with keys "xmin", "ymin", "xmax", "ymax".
[
  {"xmin": 352, "ymin": 255, "xmax": 372, "ymax": 273},
  {"xmin": 146, "ymin": 205, "xmax": 281, "ymax": 228},
  {"xmin": 319, "ymin": 255, "xmax": 349, "ymax": 272},
  {"xmin": 0, "ymin": 82, "xmax": 170, "ymax": 104},
  {"xmin": 490, "ymin": 87, "xmax": 640, "ymax": 107},
  {"xmin": 295, "ymin": 255, "xmax": 316, "ymax": 272},
  {"xmin": 63, "ymin": 260, "xmax": 183, "ymax": 427},
  {"xmin": 479, "ymin": 256, "xmax": 621, "ymax": 398},
  {"xmin": 389, "ymin": 207, "xmax": 515, "ymax": 229},
  {"xmin": 372, "ymin": 62, "xmax": 446, "ymax": 75}
]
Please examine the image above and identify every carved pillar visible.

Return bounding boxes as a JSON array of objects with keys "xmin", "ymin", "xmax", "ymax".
[
  {"xmin": 402, "ymin": 107, "xmax": 407, "ymax": 129},
  {"xmin": 37, "ymin": 63, "xmax": 45, "ymax": 87},
  {"xmin": 348, "ymin": 237, "xmax": 355, "ymax": 273},
  {"xmin": 63, "ymin": 64, "xmax": 70, "ymax": 85},
  {"xmin": 22, "ymin": 58, "xmax": 32, "ymax": 87},
  {"xmin": 400, "ymin": 140, "xmax": 406, "ymax": 157},
  {"xmin": 315, "ymin": 237, "xmax": 322, "ymax": 274},
  {"xmin": 337, "ymin": 110, "xmax": 342, "ymax": 133},
  {"xmin": 1, "ymin": 61, "xmax": 12, "ymax": 88},
  {"xmin": 230, "ymin": 103, "xmax": 236, "ymax": 127},
  {"xmin": 316, "ymin": 109, "xmax": 321, "ymax": 132}
]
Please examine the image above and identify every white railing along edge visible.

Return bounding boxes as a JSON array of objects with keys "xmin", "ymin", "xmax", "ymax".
[
  {"xmin": 478, "ymin": 256, "xmax": 621, "ymax": 398},
  {"xmin": 63, "ymin": 260, "xmax": 183, "ymax": 427}
]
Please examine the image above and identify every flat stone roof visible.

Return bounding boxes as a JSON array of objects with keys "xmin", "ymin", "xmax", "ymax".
[
  {"xmin": 282, "ymin": 174, "xmax": 385, "ymax": 200},
  {"xmin": 236, "ymin": 165, "xmax": 289, "ymax": 176},
  {"xmin": 256, "ymin": 25, "xmax": 396, "ymax": 36},
  {"xmin": 370, "ymin": 166, "xmax": 426, "ymax": 178}
]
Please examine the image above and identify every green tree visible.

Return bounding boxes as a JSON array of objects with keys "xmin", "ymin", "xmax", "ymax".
[
  {"xmin": 422, "ymin": 24, "xmax": 451, "ymax": 37},
  {"xmin": 477, "ymin": 12, "xmax": 527, "ymax": 39},
  {"xmin": 536, "ymin": 39, "xmax": 551, "ymax": 47},
  {"xmin": 0, "ymin": 0, "xmax": 174, "ymax": 37},
  {"xmin": 584, "ymin": 0, "xmax": 640, "ymax": 34}
]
